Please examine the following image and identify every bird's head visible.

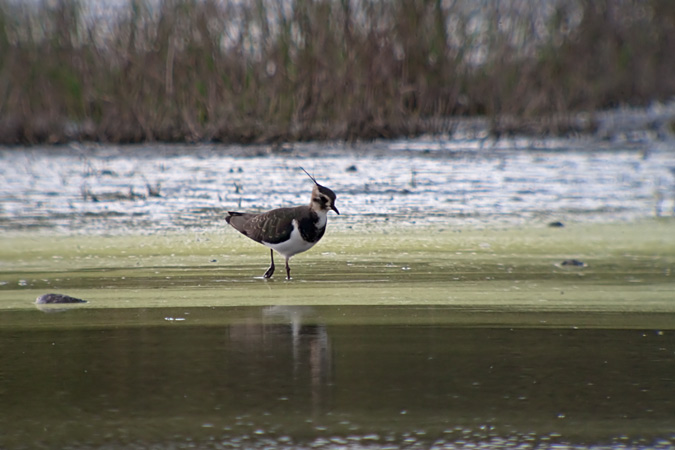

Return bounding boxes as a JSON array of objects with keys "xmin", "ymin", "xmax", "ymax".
[
  {"xmin": 311, "ymin": 183, "xmax": 339, "ymax": 215},
  {"xmin": 302, "ymin": 168, "xmax": 339, "ymax": 215}
]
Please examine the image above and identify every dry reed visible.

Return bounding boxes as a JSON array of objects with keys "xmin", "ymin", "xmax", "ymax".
[{"xmin": 0, "ymin": 0, "xmax": 673, "ymax": 145}]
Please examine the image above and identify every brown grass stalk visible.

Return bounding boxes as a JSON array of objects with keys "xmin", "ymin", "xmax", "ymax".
[{"xmin": 0, "ymin": 0, "xmax": 673, "ymax": 145}]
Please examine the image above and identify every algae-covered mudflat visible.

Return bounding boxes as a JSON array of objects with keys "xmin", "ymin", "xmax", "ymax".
[{"xmin": 1, "ymin": 220, "xmax": 674, "ymax": 316}]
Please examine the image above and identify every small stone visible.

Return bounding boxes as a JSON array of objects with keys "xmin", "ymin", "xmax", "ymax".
[
  {"xmin": 36, "ymin": 293, "xmax": 88, "ymax": 304},
  {"xmin": 561, "ymin": 259, "xmax": 586, "ymax": 267}
]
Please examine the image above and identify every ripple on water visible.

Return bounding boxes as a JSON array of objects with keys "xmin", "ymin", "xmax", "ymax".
[
  {"xmin": 126, "ymin": 431, "xmax": 673, "ymax": 450},
  {"xmin": 1, "ymin": 139, "xmax": 675, "ymax": 234}
]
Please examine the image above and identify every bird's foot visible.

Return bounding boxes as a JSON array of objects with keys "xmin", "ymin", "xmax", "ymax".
[{"xmin": 263, "ymin": 266, "xmax": 275, "ymax": 279}]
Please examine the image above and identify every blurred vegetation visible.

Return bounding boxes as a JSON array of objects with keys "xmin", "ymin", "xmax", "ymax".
[{"xmin": 0, "ymin": 0, "xmax": 673, "ymax": 144}]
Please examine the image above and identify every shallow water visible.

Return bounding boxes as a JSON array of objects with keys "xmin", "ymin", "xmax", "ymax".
[
  {"xmin": 1, "ymin": 306, "xmax": 675, "ymax": 450},
  {"xmin": 1, "ymin": 137, "xmax": 674, "ymax": 233}
]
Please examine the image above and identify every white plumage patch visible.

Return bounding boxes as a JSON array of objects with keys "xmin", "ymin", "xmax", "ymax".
[
  {"xmin": 314, "ymin": 209, "xmax": 328, "ymax": 229},
  {"xmin": 263, "ymin": 219, "xmax": 318, "ymax": 258}
]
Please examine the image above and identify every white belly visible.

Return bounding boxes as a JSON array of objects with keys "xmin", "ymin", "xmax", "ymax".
[{"xmin": 263, "ymin": 220, "xmax": 318, "ymax": 258}]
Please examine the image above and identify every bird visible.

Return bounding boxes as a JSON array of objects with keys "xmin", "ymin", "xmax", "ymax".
[{"xmin": 225, "ymin": 169, "xmax": 339, "ymax": 280}]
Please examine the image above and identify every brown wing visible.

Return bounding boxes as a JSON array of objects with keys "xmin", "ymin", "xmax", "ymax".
[{"xmin": 226, "ymin": 207, "xmax": 300, "ymax": 244}]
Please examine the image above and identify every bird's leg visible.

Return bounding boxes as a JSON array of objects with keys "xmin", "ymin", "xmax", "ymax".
[
  {"xmin": 285, "ymin": 257, "xmax": 291, "ymax": 280},
  {"xmin": 263, "ymin": 249, "xmax": 275, "ymax": 278}
]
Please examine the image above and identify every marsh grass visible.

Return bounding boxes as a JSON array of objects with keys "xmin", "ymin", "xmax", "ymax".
[{"xmin": 0, "ymin": 0, "xmax": 674, "ymax": 144}]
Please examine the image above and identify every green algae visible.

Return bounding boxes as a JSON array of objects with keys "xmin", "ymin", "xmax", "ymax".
[{"xmin": 1, "ymin": 220, "xmax": 674, "ymax": 315}]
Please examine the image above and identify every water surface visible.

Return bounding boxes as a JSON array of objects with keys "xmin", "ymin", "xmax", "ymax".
[
  {"xmin": 1, "ymin": 306, "xmax": 674, "ymax": 450},
  {"xmin": 1, "ymin": 138, "xmax": 674, "ymax": 233}
]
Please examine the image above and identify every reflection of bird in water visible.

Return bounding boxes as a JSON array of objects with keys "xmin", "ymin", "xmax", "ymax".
[
  {"xmin": 263, "ymin": 306, "xmax": 332, "ymax": 414},
  {"xmin": 264, "ymin": 306, "xmax": 314, "ymax": 346},
  {"xmin": 263, "ymin": 306, "xmax": 330, "ymax": 369},
  {"xmin": 226, "ymin": 306, "xmax": 332, "ymax": 415}
]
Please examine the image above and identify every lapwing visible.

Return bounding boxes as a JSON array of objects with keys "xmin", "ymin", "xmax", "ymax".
[{"xmin": 225, "ymin": 169, "xmax": 339, "ymax": 280}]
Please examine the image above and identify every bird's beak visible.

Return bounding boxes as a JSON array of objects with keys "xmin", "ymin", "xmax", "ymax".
[{"xmin": 332, "ymin": 205, "xmax": 340, "ymax": 215}]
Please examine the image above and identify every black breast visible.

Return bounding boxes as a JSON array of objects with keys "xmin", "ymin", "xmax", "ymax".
[{"xmin": 297, "ymin": 211, "xmax": 326, "ymax": 243}]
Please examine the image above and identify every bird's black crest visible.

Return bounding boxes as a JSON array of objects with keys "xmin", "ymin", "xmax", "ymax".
[{"xmin": 300, "ymin": 167, "xmax": 319, "ymax": 185}]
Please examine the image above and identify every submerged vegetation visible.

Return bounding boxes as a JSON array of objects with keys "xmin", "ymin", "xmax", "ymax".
[{"xmin": 0, "ymin": 0, "xmax": 674, "ymax": 144}]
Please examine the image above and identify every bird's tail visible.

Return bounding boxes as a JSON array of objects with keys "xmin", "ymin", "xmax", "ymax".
[{"xmin": 225, "ymin": 211, "xmax": 243, "ymax": 224}]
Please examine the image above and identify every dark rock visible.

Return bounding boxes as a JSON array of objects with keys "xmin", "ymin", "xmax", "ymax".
[
  {"xmin": 561, "ymin": 259, "xmax": 586, "ymax": 267},
  {"xmin": 548, "ymin": 221, "xmax": 565, "ymax": 227},
  {"xmin": 346, "ymin": 165, "xmax": 358, "ymax": 172},
  {"xmin": 35, "ymin": 293, "xmax": 88, "ymax": 304}
]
